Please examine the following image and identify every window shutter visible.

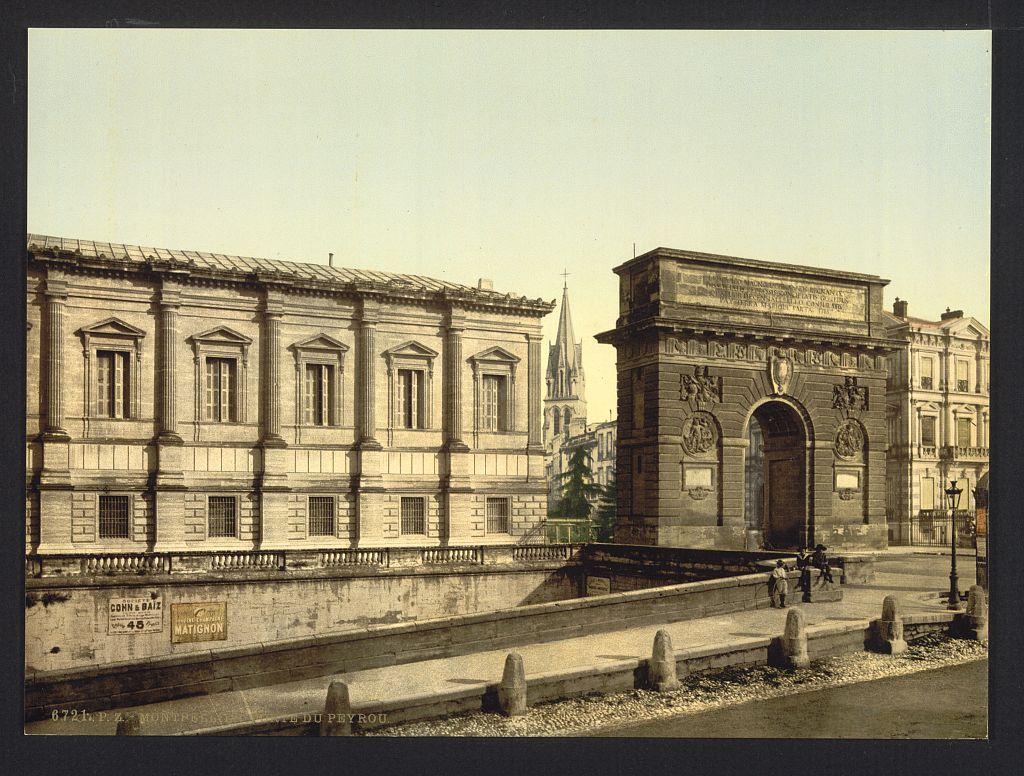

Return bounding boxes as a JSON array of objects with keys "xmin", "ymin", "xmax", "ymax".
[
  {"xmin": 113, "ymin": 352, "xmax": 125, "ymax": 418},
  {"xmin": 304, "ymin": 364, "xmax": 315, "ymax": 425},
  {"xmin": 205, "ymin": 360, "xmax": 216, "ymax": 420},
  {"xmin": 97, "ymin": 354, "xmax": 110, "ymax": 416},
  {"xmin": 321, "ymin": 365, "xmax": 330, "ymax": 425},
  {"xmin": 398, "ymin": 370, "xmax": 409, "ymax": 428},
  {"xmin": 412, "ymin": 370, "xmax": 422, "ymax": 429},
  {"xmin": 219, "ymin": 360, "xmax": 230, "ymax": 422}
]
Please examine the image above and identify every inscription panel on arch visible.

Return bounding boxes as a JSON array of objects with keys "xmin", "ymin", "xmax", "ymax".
[{"xmin": 668, "ymin": 265, "xmax": 866, "ymax": 322}]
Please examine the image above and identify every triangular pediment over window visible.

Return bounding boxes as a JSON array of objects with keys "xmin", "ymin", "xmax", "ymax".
[
  {"xmin": 944, "ymin": 317, "xmax": 990, "ymax": 339},
  {"xmin": 188, "ymin": 326, "xmax": 253, "ymax": 347},
  {"xmin": 291, "ymin": 334, "xmax": 349, "ymax": 353},
  {"xmin": 384, "ymin": 340, "xmax": 439, "ymax": 360},
  {"xmin": 77, "ymin": 317, "xmax": 147, "ymax": 341},
  {"xmin": 469, "ymin": 346, "xmax": 520, "ymax": 365}
]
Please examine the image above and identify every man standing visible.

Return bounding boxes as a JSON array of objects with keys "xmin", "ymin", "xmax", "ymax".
[{"xmin": 770, "ymin": 559, "xmax": 789, "ymax": 608}]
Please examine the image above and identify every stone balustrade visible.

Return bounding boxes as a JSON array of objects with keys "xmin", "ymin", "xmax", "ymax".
[
  {"xmin": 939, "ymin": 445, "xmax": 989, "ymax": 460},
  {"xmin": 26, "ymin": 543, "xmax": 584, "ymax": 578}
]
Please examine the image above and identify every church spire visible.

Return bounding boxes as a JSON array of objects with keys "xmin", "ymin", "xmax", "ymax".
[{"xmin": 546, "ymin": 276, "xmax": 585, "ymax": 401}]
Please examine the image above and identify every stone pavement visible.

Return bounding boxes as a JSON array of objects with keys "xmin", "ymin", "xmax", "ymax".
[{"xmin": 25, "ymin": 552, "xmax": 973, "ymax": 736}]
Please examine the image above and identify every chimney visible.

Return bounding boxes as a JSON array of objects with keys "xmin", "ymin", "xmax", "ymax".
[
  {"xmin": 477, "ymin": 278, "xmax": 493, "ymax": 290},
  {"xmin": 893, "ymin": 297, "xmax": 908, "ymax": 318},
  {"xmin": 328, "ymin": 252, "xmax": 334, "ymax": 268},
  {"xmin": 940, "ymin": 307, "xmax": 963, "ymax": 321}
]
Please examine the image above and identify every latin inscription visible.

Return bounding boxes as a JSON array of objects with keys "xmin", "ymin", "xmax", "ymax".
[
  {"xmin": 670, "ymin": 266, "xmax": 866, "ymax": 322},
  {"xmin": 585, "ymin": 576, "xmax": 611, "ymax": 596}
]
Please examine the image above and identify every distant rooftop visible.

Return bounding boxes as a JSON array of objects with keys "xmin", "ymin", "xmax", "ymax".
[{"xmin": 26, "ymin": 234, "xmax": 553, "ymax": 311}]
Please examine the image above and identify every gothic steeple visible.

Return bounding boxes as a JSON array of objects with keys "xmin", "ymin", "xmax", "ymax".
[
  {"xmin": 546, "ymin": 281, "xmax": 585, "ymax": 401},
  {"xmin": 543, "ymin": 277, "xmax": 587, "ymax": 449}
]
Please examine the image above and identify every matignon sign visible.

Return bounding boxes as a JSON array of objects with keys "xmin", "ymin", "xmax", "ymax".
[{"xmin": 170, "ymin": 602, "xmax": 228, "ymax": 644}]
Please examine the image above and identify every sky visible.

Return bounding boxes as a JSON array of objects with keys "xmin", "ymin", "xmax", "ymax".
[{"xmin": 28, "ymin": 30, "xmax": 991, "ymax": 423}]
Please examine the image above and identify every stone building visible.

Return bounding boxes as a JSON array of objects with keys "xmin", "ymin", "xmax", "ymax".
[
  {"xmin": 25, "ymin": 235, "xmax": 554, "ymax": 557},
  {"xmin": 596, "ymin": 247, "xmax": 898, "ymax": 551},
  {"xmin": 546, "ymin": 418, "xmax": 618, "ymax": 507},
  {"xmin": 883, "ymin": 299, "xmax": 989, "ymax": 544}
]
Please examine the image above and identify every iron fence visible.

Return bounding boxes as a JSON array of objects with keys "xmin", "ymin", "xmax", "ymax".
[{"xmin": 909, "ymin": 509, "xmax": 975, "ymax": 549}]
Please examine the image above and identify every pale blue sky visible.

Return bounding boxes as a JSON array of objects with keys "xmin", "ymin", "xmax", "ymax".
[{"xmin": 28, "ymin": 29, "xmax": 991, "ymax": 422}]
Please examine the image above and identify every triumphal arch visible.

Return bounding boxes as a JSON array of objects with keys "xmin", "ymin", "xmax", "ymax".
[{"xmin": 596, "ymin": 247, "xmax": 898, "ymax": 551}]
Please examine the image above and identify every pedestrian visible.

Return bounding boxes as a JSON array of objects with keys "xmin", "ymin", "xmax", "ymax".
[
  {"xmin": 812, "ymin": 543, "xmax": 834, "ymax": 584},
  {"xmin": 795, "ymin": 545, "xmax": 812, "ymax": 592},
  {"xmin": 770, "ymin": 559, "xmax": 789, "ymax": 608}
]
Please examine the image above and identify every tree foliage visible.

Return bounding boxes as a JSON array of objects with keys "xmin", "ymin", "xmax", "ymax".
[{"xmin": 550, "ymin": 446, "xmax": 601, "ymax": 518}]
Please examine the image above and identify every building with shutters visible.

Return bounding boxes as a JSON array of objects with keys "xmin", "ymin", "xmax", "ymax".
[
  {"xmin": 25, "ymin": 235, "xmax": 555, "ymax": 558},
  {"xmin": 882, "ymin": 299, "xmax": 989, "ymax": 545}
]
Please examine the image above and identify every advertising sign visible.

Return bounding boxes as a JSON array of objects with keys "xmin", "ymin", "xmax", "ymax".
[
  {"xmin": 170, "ymin": 601, "xmax": 228, "ymax": 644},
  {"xmin": 107, "ymin": 596, "xmax": 164, "ymax": 635}
]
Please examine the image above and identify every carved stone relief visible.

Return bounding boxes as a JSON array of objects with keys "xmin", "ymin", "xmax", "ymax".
[{"xmin": 681, "ymin": 413, "xmax": 718, "ymax": 456}]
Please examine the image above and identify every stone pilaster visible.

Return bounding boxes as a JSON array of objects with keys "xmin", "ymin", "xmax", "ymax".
[
  {"xmin": 258, "ymin": 293, "xmax": 290, "ymax": 548},
  {"xmin": 355, "ymin": 298, "xmax": 383, "ymax": 546},
  {"xmin": 443, "ymin": 309, "xmax": 468, "ymax": 451},
  {"xmin": 43, "ymin": 276, "xmax": 69, "ymax": 440},
  {"xmin": 261, "ymin": 296, "xmax": 285, "ymax": 446},
  {"xmin": 152, "ymin": 284, "xmax": 188, "ymax": 551},
  {"xmin": 527, "ymin": 333, "xmax": 543, "ymax": 450},
  {"xmin": 38, "ymin": 273, "xmax": 73, "ymax": 553}
]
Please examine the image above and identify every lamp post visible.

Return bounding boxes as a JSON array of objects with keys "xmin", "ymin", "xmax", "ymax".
[{"xmin": 945, "ymin": 478, "xmax": 963, "ymax": 610}]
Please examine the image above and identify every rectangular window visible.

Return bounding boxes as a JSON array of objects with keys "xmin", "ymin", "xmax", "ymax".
[
  {"xmin": 98, "ymin": 495, "xmax": 130, "ymax": 539},
  {"xmin": 956, "ymin": 360, "xmax": 969, "ymax": 392},
  {"xmin": 304, "ymin": 364, "xmax": 334, "ymax": 426},
  {"xmin": 957, "ymin": 417, "xmax": 971, "ymax": 448},
  {"xmin": 920, "ymin": 357, "xmax": 933, "ymax": 390},
  {"xmin": 481, "ymin": 375, "xmax": 508, "ymax": 431},
  {"xmin": 208, "ymin": 496, "xmax": 237, "ymax": 538},
  {"xmin": 921, "ymin": 477, "xmax": 935, "ymax": 510},
  {"xmin": 96, "ymin": 351, "xmax": 130, "ymax": 418},
  {"xmin": 397, "ymin": 369, "xmax": 424, "ymax": 429},
  {"xmin": 205, "ymin": 358, "xmax": 237, "ymax": 422},
  {"xmin": 400, "ymin": 497, "xmax": 426, "ymax": 535},
  {"xmin": 921, "ymin": 416, "xmax": 936, "ymax": 447},
  {"xmin": 486, "ymin": 497, "xmax": 511, "ymax": 533},
  {"xmin": 308, "ymin": 496, "xmax": 335, "ymax": 537}
]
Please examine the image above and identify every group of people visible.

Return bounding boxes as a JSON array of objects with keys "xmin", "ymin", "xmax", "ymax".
[{"xmin": 769, "ymin": 544, "xmax": 834, "ymax": 608}]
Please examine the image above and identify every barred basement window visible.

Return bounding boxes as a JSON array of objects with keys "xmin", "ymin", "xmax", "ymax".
[
  {"xmin": 308, "ymin": 496, "xmax": 335, "ymax": 537},
  {"xmin": 400, "ymin": 497, "xmax": 426, "ymax": 535},
  {"xmin": 486, "ymin": 497, "xmax": 510, "ymax": 534},
  {"xmin": 98, "ymin": 495, "xmax": 130, "ymax": 539},
  {"xmin": 208, "ymin": 496, "xmax": 237, "ymax": 538}
]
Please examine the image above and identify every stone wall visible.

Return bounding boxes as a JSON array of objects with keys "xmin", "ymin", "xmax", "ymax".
[
  {"xmin": 25, "ymin": 568, "xmax": 777, "ymax": 718},
  {"xmin": 25, "ymin": 565, "xmax": 580, "ymax": 674}
]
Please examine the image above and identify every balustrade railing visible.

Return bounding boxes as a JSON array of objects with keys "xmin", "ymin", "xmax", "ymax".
[
  {"xmin": 421, "ymin": 547, "xmax": 483, "ymax": 565},
  {"xmin": 84, "ymin": 553, "xmax": 171, "ymax": 575},
  {"xmin": 318, "ymin": 549, "xmax": 389, "ymax": 567},
  {"xmin": 210, "ymin": 551, "xmax": 285, "ymax": 571},
  {"xmin": 27, "ymin": 543, "xmax": 581, "ymax": 578},
  {"xmin": 513, "ymin": 544, "xmax": 573, "ymax": 562}
]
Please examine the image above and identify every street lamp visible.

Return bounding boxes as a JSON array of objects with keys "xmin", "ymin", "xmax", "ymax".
[{"xmin": 945, "ymin": 478, "xmax": 963, "ymax": 610}]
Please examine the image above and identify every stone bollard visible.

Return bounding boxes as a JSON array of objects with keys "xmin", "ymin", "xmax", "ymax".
[
  {"xmin": 497, "ymin": 653, "xmax": 528, "ymax": 716},
  {"xmin": 874, "ymin": 595, "xmax": 908, "ymax": 654},
  {"xmin": 115, "ymin": 712, "xmax": 141, "ymax": 736},
  {"xmin": 647, "ymin": 630, "xmax": 681, "ymax": 692},
  {"xmin": 320, "ymin": 680, "xmax": 353, "ymax": 736},
  {"xmin": 964, "ymin": 585, "xmax": 988, "ymax": 645},
  {"xmin": 782, "ymin": 607, "xmax": 810, "ymax": 669}
]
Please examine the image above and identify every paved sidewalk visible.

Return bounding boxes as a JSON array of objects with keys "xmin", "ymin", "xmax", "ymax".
[{"xmin": 26, "ymin": 554, "xmax": 972, "ymax": 736}]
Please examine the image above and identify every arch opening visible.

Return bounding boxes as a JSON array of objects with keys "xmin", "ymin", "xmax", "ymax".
[{"xmin": 744, "ymin": 400, "xmax": 808, "ymax": 550}]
